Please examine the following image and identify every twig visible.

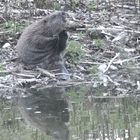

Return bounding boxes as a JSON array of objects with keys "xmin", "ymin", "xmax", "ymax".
[
  {"xmin": 113, "ymin": 55, "xmax": 140, "ymax": 64},
  {"xmin": 88, "ymin": 96, "xmax": 132, "ymax": 99},
  {"xmin": 36, "ymin": 67, "xmax": 55, "ymax": 78},
  {"xmin": 80, "ymin": 62, "xmax": 102, "ymax": 65},
  {"xmin": 0, "ymin": 71, "xmax": 12, "ymax": 75},
  {"xmin": 88, "ymin": 27, "xmax": 140, "ymax": 34},
  {"xmin": 105, "ymin": 75, "xmax": 120, "ymax": 86},
  {"xmin": 56, "ymin": 81, "xmax": 93, "ymax": 87},
  {"xmin": 104, "ymin": 53, "xmax": 120, "ymax": 73},
  {"xmin": 55, "ymin": 73, "xmax": 71, "ymax": 76},
  {"xmin": 13, "ymin": 73, "xmax": 35, "ymax": 78},
  {"xmin": 114, "ymin": 4, "xmax": 139, "ymax": 10}
]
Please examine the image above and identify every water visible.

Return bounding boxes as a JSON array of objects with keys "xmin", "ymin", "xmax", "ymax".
[{"xmin": 0, "ymin": 85, "xmax": 140, "ymax": 140}]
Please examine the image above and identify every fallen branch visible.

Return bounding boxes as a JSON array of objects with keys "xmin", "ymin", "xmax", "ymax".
[
  {"xmin": 104, "ymin": 53, "xmax": 120, "ymax": 73},
  {"xmin": 0, "ymin": 71, "xmax": 12, "ymax": 75},
  {"xmin": 113, "ymin": 55, "xmax": 140, "ymax": 64},
  {"xmin": 88, "ymin": 27, "xmax": 140, "ymax": 34},
  {"xmin": 13, "ymin": 73, "xmax": 35, "ymax": 78},
  {"xmin": 36, "ymin": 67, "xmax": 55, "ymax": 78}
]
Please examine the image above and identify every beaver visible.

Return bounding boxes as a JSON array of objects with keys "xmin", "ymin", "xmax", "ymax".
[{"xmin": 16, "ymin": 11, "xmax": 69, "ymax": 79}]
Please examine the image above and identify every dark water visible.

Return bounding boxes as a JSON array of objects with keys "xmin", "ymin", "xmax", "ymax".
[{"xmin": 0, "ymin": 85, "xmax": 140, "ymax": 140}]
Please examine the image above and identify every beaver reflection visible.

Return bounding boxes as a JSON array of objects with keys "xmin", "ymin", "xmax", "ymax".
[{"xmin": 18, "ymin": 87, "xmax": 69, "ymax": 140}]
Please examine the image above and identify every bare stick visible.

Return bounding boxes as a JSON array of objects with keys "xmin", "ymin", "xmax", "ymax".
[
  {"xmin": 113, "ymin": 55, "xmax": 140, "ymax": 64},
  {"xmin": 104, "ymin": 53, "xmax": 120, "ymax": 73},
  {"xmin": 88, "ymin": 27, "xmax": 140, "ymax": 34},
  {"xmin": 37, "ymin": 67, "xmax": 55, "ymax": 78}
]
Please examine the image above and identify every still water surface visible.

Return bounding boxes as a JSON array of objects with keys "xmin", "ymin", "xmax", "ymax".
[{"xmin": 0, "ymin": 85, "xmax": 140, "ymax": 140}]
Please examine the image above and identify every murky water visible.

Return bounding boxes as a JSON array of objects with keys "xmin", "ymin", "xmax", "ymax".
[{"xmin": 0, "ymin": 85, "xmax": 140, "ymax": 140}]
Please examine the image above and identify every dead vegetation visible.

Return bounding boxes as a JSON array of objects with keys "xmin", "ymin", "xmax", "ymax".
[{"xmin": 0, "ymin": 0, "xmax": 140, "ymax": 96}]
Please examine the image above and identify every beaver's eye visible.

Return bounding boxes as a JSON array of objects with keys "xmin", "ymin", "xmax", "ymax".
[
  {"xmin": 61, "ymin": 11, "xmax": 65, "ymax": 16},
  {"xmin": 43, "ymin": 20, "xmax": 47, "ymax": 23}
]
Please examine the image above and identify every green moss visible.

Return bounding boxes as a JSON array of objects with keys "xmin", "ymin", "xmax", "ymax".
[
  {"xmin": 87, "ymin": 2, "xmax": 96, "ymax": 11},
  {"xmin": 34, "ymin": 0, "xmax": 61, "ymax": 10},
  {"xmin": 94, "ymin": 39, "xmax": 105, "ymax": 48},
  {"xmin": 65, "ymin": 41, "xmax": 84, "ymax": 64},
  {"xmin": 89, "ymin": 66, "xmax": 98, "ymax": 74},
  {"xmin": 0, "ymin": 64, "xmax": 5, "ymax": 71},
  {"xmin": 53, "ymin": 2, "xmax": 61, "ymax": 10},
  {"xmin": 0, "ymin": 21, "xmax": 29, "ymax": 33}
]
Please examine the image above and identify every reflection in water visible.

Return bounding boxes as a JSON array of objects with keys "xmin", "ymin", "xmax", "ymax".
[
  {"xmin": 69, "ymin": 96, "xmax": 140, "ymax": 140},
  {"xmin": 18, "ymin": 87, "xmax": 69, "ymax": 140},
  {"xmin": 0, "ymin": 85, "xmax": 140, "ymax": 140}
]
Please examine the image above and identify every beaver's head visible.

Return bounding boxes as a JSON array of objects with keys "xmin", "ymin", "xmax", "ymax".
[{"xmin": 42, "ymin": 11, "xmax": 67, "ymax": 36}]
